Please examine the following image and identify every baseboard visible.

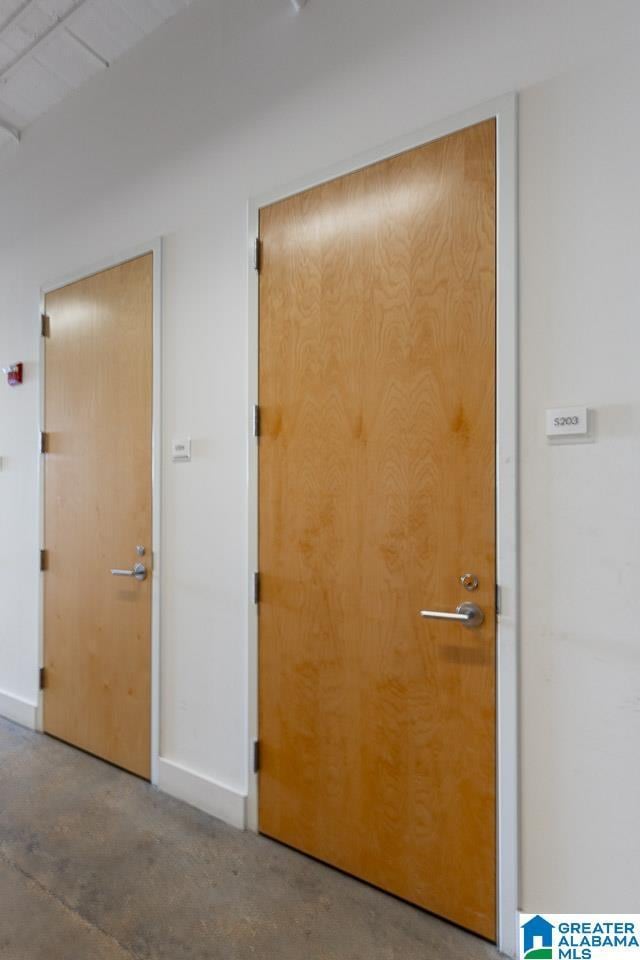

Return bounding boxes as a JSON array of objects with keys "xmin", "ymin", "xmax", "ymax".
[
  {"xmin": 157, "ymin": 757, "xmax": 246, "ymax": 831},
  {"xmin": 0, "ymin": 689, "xmax": 38, "ymax": 730}
]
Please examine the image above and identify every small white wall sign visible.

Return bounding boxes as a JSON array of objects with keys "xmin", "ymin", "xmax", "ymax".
[
  {"xmin": 172, "ymin": 438, "xmax": 191, "ymax": 462},
  {"xmin": 545, "ymin": 406, "xmax": 589, "ymax": 438}
]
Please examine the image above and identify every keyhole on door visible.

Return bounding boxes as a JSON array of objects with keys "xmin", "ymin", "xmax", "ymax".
[{"xmin": 460, "ymin": 573, "xmax": 479, "ymax": 592}]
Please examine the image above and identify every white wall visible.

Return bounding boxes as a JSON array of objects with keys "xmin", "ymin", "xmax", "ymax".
[
  {"xmin": 520, "ymin": 48, "xmax": 640, "ymax": 909},
  {"xmin": 0, "ymin": 0, "xmax": 639, "ymax": 914}
]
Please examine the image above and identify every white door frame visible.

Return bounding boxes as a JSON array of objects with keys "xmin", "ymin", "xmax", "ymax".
[
  {"xmin": 36, "ymin": 238, "xmax": 163, "ymax": 786},
  {"xmin": 247, "ymin": 94, "xmax": 519, "ymax": 957}
]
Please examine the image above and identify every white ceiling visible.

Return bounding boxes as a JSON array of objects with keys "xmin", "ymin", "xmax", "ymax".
[{"xmin": 0, "ymin": 0, "xmax": 196, "ymax": 145}]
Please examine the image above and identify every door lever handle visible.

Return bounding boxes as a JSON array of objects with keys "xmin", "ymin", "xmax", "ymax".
[
  {"xmin": 420, "ymin": 602, "xmax": 484, "ymax": 629},
  {"xmin": 110, "ymin": 563, "xmax": 147, "ymax": 582}
]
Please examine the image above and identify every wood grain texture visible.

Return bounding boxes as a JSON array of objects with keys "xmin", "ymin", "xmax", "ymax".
[
  {"xmin": 43, "ymin": 254, "xmax": 153, "ymax": 780},
  {"xmin": 258, "ymin": 121, "xmax": 497, "ymax": 939}
]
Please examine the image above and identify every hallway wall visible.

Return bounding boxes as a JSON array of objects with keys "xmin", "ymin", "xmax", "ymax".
[{"xmin": 0, "ymin": 0, "xmax": 638, "ymax": 915}]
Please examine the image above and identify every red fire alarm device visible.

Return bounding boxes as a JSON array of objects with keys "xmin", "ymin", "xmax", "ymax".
[{"xmin": 3, "ymin": 363, "xmax": 23, "ymax": 387}]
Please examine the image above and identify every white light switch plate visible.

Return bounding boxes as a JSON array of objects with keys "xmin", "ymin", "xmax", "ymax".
[
  {"xmin": 172, "ymin": 437, "xmax": 191, "ymax": 462},
  {"xmin": 545, "ymin": 406, "xmax": 589, "ymax": 438}
]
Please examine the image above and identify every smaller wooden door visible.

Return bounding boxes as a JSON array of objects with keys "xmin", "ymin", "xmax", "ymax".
[{"xmin": 43, "ymin": 254, "xmax": 153, "ymax": 779}]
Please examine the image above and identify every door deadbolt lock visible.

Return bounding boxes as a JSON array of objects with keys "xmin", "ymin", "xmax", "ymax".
[{"xmin": 460, "ymin": 573, "xmax": 479, "ymax": 592}]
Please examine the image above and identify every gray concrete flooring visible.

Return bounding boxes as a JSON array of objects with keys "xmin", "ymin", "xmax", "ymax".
[{"xmin": 0, "ymin": 718, "xmax": 503, "ymax": 960}]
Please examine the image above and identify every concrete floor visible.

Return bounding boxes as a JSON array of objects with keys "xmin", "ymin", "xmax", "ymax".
[{"xmin": 0, "ymin": 718, "xmax": 503, "ymax": 960}]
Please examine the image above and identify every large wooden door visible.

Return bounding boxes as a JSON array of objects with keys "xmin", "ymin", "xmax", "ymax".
[
  {"xmin": 258, "ymin": 121, "xmax": 496, "ymax": 938},
  {"xmin": 43, "ymin": 254, "xmax": 153, "ymax": 779}
]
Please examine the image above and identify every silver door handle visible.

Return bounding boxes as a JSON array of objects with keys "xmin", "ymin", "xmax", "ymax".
[
  {"xmin": 110, "ymin": 563, "xmax": 147, "ymax": 582},
  {"xmin": 420, "ymin": 602, "xmax": 484, "ymax": 628}
]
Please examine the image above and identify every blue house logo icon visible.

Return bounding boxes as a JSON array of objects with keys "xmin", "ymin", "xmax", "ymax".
[{"xmin": 522, "ymin": 915, "xmax": 554, "ymax": 959}]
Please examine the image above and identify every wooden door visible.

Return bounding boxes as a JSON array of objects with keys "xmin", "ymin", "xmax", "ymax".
[
  {"xmin": 258, "ymin": 121, "xmax": 496, "ymax": 939},
  {"xmin": 43, "ymin": 254, "xmax": 153, "ymax": 779}
]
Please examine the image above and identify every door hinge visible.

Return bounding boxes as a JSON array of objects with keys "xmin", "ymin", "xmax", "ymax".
[
  {"xmin": 40, "ymin": 431, "xmax": 48, "ymax": 454},
  {"xmin": 252, "ymin": 739, "xmax": 261, "ymax": 773},
  {"xmin": 40, "ymin": 549, "xmax": 48, "ymax": 572},
  {"xmin": 253, "ymin": 237, "xmax": 262, "ymax": 272},
  {"xmin": 41, "ymin": 313, "xmax": 50, "ymax": 338},
  {"xmin": 252, "ymin": 404, "xmax": 261, "ymax": 439},
  {"xmin": 495, "ymin": 583, "xmax": 501, "ymax": 615},
  {"xmin": 39, "ymin": 667, "xmax": 47, "ymax": 691},
  {"xmin": 253, "ymin": 571, "xmax": 261, "ymax": 605}
]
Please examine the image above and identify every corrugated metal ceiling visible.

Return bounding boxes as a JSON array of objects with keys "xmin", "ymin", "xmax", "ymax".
[{"xmin": 0, "ymin": 0, "xmax": 195, "ymax": 145}]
